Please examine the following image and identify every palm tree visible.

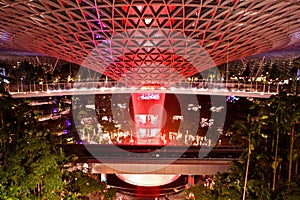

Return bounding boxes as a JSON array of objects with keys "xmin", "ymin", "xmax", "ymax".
[
  {"xmin": 257, "ymin": 92, "xmax": 290, "ymax": 191},
  {"xmin": 285, "ymin": 94, "xmax": 300, "ymax": 182}
]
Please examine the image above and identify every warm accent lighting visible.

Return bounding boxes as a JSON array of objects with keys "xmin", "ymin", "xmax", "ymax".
[
  {"xmin": 144, "ymin": 18, "xmax": 152, "ymax": 25},
  {"xmin": 116, "ymin": 174, "xmax": 181, "ymax": 186}
]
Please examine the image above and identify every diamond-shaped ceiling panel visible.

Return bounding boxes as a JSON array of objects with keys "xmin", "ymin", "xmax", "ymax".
[{"xmin": 1, "ymin": 0, "xmax": 300, "ymax": 84}]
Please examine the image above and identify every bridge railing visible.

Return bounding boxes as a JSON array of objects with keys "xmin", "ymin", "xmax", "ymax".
[{"xmin": 6, "ymin": 80, "xmax": 295, "ymax": 95}]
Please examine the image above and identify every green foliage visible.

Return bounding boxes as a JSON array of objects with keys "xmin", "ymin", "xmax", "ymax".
[
  {"xmin": 210, "ymin": 172, "xmax": 243, "ymax": 199},
  {"xmin": 61, "ymin": 171, "xmax": 116, "ymax": 200},
  {"xmin": 185, "ymin": 171, "xmax": 271, "ymax": 200},
  {"xmin": 0, "ymin": 97, "xmax": 116, "ymax": 199},
  {"xmin": 0, "ymin": 129, "xmax": 65, "ymax": 199},
  {"xmin": 185, "ymin": 183, "xmax": 215, "ymax": 200},
  {"xmin": 274, "ymin": 176, "xmax": 300, "ymax": 200},
  {"xmin": 184, "ymin": 90, "xmax": 300, "ymax": 199}
]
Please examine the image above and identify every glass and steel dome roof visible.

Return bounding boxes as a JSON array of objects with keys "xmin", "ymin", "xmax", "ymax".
[{"xmin": 1, "ymin": 0, "xmax": 300, "ymax": 83}]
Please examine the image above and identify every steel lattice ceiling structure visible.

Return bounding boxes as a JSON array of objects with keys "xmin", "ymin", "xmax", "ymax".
[{"xmin": 1, "ymin": 0, "xmax": 300, "ymax": 84}]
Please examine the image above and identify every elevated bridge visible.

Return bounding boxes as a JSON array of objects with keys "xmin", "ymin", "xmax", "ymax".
[
  {"xmin": 64, "ymin": 144, "xmax": 242, "ymax": 175},
  {"xmin": 6, "ymin": 80, "xmax": 291, "ymax": 98}
]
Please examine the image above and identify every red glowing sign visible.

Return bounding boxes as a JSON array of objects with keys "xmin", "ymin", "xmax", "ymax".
[{"xmin": 131, "ymin": 92, "xmax": 166, "ymax": 145}]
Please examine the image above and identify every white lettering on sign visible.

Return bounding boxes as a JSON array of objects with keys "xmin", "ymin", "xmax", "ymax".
[{"xmin": 139, "ymin": 93, "xmax": 160, "ymax": 100}]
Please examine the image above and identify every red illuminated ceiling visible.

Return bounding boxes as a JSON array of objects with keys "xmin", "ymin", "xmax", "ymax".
[{"xmin": 1, "ymin": 0, "xmax": 300, "ymax": 83}]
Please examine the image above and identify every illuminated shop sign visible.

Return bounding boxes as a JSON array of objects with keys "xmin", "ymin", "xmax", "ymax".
[{"xmin": 139, "ymin": 93, "xmax": 160, "ymax": 100}]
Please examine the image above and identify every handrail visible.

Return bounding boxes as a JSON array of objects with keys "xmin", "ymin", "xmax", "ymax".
[{"xmin": 6, "ymin": 80, "xmax": 292, "ymax": 94}]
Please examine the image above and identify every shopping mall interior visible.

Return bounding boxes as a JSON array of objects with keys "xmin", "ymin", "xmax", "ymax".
[{"xmin": 1, "ymin": 0, "xmax": 300, "ymax": 199}]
